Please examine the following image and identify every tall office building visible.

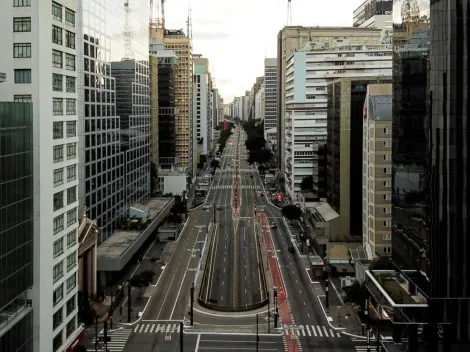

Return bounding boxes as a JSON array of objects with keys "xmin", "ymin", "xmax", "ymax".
[
  {"xmin": 283, "ymin": 41, "xmax": 390, "ymax": 201},
  {"xmin": 163, "ymin": 30, "xmax": 193, "ymax": 178},
  {"xmin": 78, "ymin": 0, "xmax": 136, "ymax": 242},
  {"xmin": 264, "ymin": 58, "xmax": 277, "ymax": 140},
  {"xmin": 193, "ymin": 56, "xmax": 211, "ymax": 163},
  {"xmin": 362, "ymin": 84, "xmax": 392, "ymax": 258},
  {"xmin": 277, "ymin": 26, "xmax": 382, "ymax": 177},
  {"xmin": 353, "ymin": 0, "xmax": 393, "ymax": 44},
  {"xmin": 0, "ymin": 102, "xmax": 34, "ymax": 352},
  {"xmin": 0, "ymin": 2, "xmax": 82, "ymax": 350}
]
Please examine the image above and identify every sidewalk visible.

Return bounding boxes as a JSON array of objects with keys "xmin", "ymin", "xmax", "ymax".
[{"xmin": 318, "ymin": 296, "xmax": 364, "ymax": 337}]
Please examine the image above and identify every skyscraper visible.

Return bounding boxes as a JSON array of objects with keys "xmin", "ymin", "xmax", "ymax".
[{"xmin": 0, "ymin": 2, "xmax": 82, "ymax": 350}]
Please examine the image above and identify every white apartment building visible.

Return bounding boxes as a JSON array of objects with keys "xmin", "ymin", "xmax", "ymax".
[
  {"xmin": 264, "ymin": 58, "xmax": 277, "ymax": 132},
  {"xmin": 255, "ymin": 83, "xmax": 265, "ymax": 120},
  {"xmin": 193, "ymin": 56, "xmax": 210, "ymax": 157},
  {"xmin": 353, "ymin": 0, "xmax": 393, "ymax": 44},
  {"xmin": 0, "ymin": 1, "xmax": 82, "ymax": 351},
  {"xmin": 284, "ymin": 43, "xmax": 392, "ymax": 200}
]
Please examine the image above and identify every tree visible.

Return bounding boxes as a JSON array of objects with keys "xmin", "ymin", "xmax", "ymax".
[
  {"xmin": 300, "ymin": 175, "xmax": 313, "ymax": 190},
  {"xmin": 248, "ymin": 149, "xmax": 273, "ymax": 164},
  {"xmin": 211, "ymin": 159, "xmax": 220, "ymax": 168},
  {"xmin": 140, "ymin": 270, "xmax": 155, "ymax": 286},
  {"xmin": 128, "ymin": 275, "xmax": 143, "ymax": 298},
  {"xmin": 170, "ymin": 201, "xmax": 187, "ymax": 215},
  {"xmin": 167, "ymin": 213, "xmax": 183, "ymax": 224},
  {"xmin": 281, "ymin": 205, "xmax": 302, "ymax": 221},
  {"xmin": 344, "ymin": 281, "xmax": 368, "ymax": 306}
]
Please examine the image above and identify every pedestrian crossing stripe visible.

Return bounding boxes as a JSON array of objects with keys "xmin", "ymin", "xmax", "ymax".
[
  {"xmin": 89, "ymin": 328, "xmax": 132, "ymax": 352},
  {"xmin": 133, "ymin": 323, "xmax": 181, "ymax": 334},
  {"xmin": 284, "ymin": 325, "xmax": 342, "ymax": 337},
  {"xmin": 211, "ymin": 185, "xmax": 263, "ymax": 190}
]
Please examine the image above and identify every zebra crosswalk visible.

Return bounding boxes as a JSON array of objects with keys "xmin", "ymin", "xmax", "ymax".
[
  {"xmin": 284, "ymin": 325, "xmax": 342, "ymax": 338},
  {"xmin": 88, "ymin": 328, "xmax": 132, "ymax": 352},
  {"xmin": 211, "ymin": 185, "xmax": 263, "ymax": 190},
  {"xmin": 133, "ymin": 322, "xmax": 181, "ymax": 334}
]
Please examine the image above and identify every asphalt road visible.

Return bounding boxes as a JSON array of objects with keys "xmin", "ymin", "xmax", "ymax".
[{"xmin": 204, "ymin": 127, "xmax": 265, "ymax": 310}]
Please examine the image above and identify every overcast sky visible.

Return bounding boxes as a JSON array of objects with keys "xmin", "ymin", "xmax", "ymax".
[{"xmin": 163, "ymin": 0, "xmax": 364, "ymax": 102}]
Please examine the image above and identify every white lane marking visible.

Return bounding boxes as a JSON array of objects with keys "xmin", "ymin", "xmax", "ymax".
[{"xmin": 169, "ymin": 271, "xmax": 187, "ymax": 319}]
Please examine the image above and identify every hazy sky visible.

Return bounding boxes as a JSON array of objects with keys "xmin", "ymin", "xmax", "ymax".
[{"xmin": 163, "ymin": 0, "xmax": 364, "ymax": 102}]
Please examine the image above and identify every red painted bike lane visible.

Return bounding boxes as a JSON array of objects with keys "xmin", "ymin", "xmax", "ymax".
[{"xmin": 258, "ymin": 214, "xmax": 301, "ymax": 352}]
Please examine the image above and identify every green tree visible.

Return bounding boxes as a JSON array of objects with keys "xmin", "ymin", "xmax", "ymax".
[
  {"xmin": 140, "ymin": 270, "xmax": 155, "ymax": 286},
  {"xmin": 211, "ymin": 159, "xmax": 220, "ymax": 168},
  {"xmin": 167, "ymin": 213, "xmax": 183, "ymax": 224},
  {"xmin": 128, "ymin": 275, "xmax": 143, "ymax": 299},
  {"xmin": 281, "ymin": 205, "xmax": 302, "ymax": 221},
  {"xmin": 344, "ymin": 281, "xmax": 368, "ymax": 306},
  {"xmin": 248, "ymin": 149, "xmax": 273, "ymax": 164},
  {"xmin": 170, "ymin": 201, "xmax": 187, "ymax": 215},
  {"xmin": 300, "ymin": 175, "xmax": 313, "ymax": 190}
]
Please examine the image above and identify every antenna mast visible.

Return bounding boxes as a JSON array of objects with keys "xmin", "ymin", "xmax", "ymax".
[
  {"xmin": 149, "ymin": 0, "xmax": 165, "ymax": 29},
  {"xmin": 287, "ymin": 0, "xmax": 292, "ymax": 26},
  {"xmin": 186, "ymin": 1, "xmax": 193, "ymax": 40},
  {"xmin": 123, "ymin": 0, "xmax": 133, "ymax": 59}
]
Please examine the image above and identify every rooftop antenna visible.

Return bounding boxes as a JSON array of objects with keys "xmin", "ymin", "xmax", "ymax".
[
  {"xmin": 123, "ymin": 0, "xmax": 134, "ymax": 60},
  {"xmin": 186, "ymin": 0, "xmax": 193, "ymax": 40},
  {"xmin": 287, "ymin": 0, "xmax": 292, "ymax": 26}
]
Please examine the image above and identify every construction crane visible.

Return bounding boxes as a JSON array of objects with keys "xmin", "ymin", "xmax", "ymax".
[
  {"xmin": 287, "ymin": 0, "xmax": 292, "ymax": 26},
  {"xmin": 123, "ymin": 0, "xmax": 133, "ymax": 59},
  {"xmin": 149, "ymin": 0, "xmax": 165, "ymax": 29}
]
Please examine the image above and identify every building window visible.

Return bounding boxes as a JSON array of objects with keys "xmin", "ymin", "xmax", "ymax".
[
  {"xmin": 53, "ymin": 238, "xmax": 64, "ymax": 258},
  {"xmin": 53, "ymin": 331, "xmax": 63, "ymax": 352},
  {"xmin": 53, "ymin": 145, "xmax": 64, "ymax": 163},
  {"xmin": 53, "ymin": 215, "xmax": 64, "ymax": 234},
  {"xmin": 52, "ymin": 25, "xmax": 63, "ymax": 45},
  {"xmin": 66, "ymin": 121, "xmax": 76, "ymax": 137},
  {"xmin": 383, "ymin": 246, "xmax": 391, "ymax": 254},
  {"xmin": 53, "ymin": 284, "xmax": 64, "ymax": 306},
  {"xmin": 67, "ymin": 164, "xmax": 76, "ymax": 181},
  {"xmin": 14, "ymin": 94, "xmax": 32, "ymax": 102},
  {"xmin": 53, "ymin": 191, "xmax": 64, "ymax": 211},
  {"xmin": 66, "ymin": 253, "xmax": 76, "ymax": 272},
  {"xmin": 66, "ymin": 273, "xmax": 76, "ymax": 293},
  {"xmin": 65, "ymin": 31, "xmax": 75, "ymax": 49},
  {"xmin": 383, "ymin": 194, "xmax": 391, "ymax": 200},
  {"xmin": 66, "ymin": 143, "xmax": 76, "ymax": 159},
  {"xmin": 53, "ymin": 74, "xmax": 63, "ymax": 91},
  {"xmin": 383, "ymin": 127, "xmax": 391, "ymax": 134},
  {"xmin": 14, "ymin": 69, "xmax": 31, "ymax": 83},
  {"xmin": 66, "ymin": 316, "xmax": 76, "ymax": 338},
  {"xmin": 53, "ymin": 308, "xmax": 63, "ymax": 330},
  {"xmin": 53, "ymin": 98, "xmax": 63, "ymax": 115},
  {"xmin": 383, "ymin": 167, "xmax": 391, "ymax": 174},
  {"xmin": 14, "ymin": 0, "xmax": 31, "ymax": 6},
  {"xmin": 52, "ymin": 2, "xmax": 62, "ymax": 21},
  {"xmin": 65, "ymin": 8, "xmax": 75, "ymax": 27},
  {"xmin": 13, "ymin": 17, "xmax": 31, "ymax": 32},
  {"xmin": 383, "ymin": 207, "xmax": 391, "ymax": 214},
  {"xmin": 66, "ymin": 99, "xmax": 76, "ymax": 115},
  {"xmin": 53, "ymin": 49, "xmax": 63, "ymax": 68},
  {"xmin": 383, "ymin": 181, "xmax": 391, "ymax": 188},
  {"xmin": 66, "ymin": 230, "xmax": 76, "ymax": 248},
  {"xmin": 383, "ymin": 220, "xmax": 392, "ymax": 227},
  {"xmin": 54, "ymin": 168, "xmax": 63, "ymax": 186},
  {"xmin": 13, "ymin": 43, "xmax": 31, "ymax": 58},
  {"xmin": 383, "ymin": 141, "xmax": 392, "ymax": 147},
  {"xmin": 53, "ymin": 121, "xmax": 63, "ymax": 139},
  {"xmin": 383, "ymin": 154, "xmax": 391, "ymax": 161},
  {"xmin": 65, "ymin": 54, "xmax": 75, "ymax": 71},
  {"xmin": 66, "ymin": 208, "xmax": 77, "ymax": 227},
  {"xmin": 67, "ymin": 186, "xmax": 76, "ymax": 205},
  {"xmin": 66, "ymin": 76, "xmax": 76, "ymax": 92},
  {"xmin": 53, "ymin": 261, "xmax": 63, "ymax": 283},
  {"xmin": 383, "ymin": 233, "xmax": 391, "ymax": 241},
  {"xmin": 66, "ymin": 295, "xmax": 76, "ymax": 316}
]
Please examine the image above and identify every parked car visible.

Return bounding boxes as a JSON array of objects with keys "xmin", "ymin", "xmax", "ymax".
[{"xmin": 270, "ymin": 222, "xmax": 277, "ymax": 229}]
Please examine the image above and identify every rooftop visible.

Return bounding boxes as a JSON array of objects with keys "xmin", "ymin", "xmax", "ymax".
[{"xmin": 97, "ymin": 198, "xmax": 174, "ymax": 271}]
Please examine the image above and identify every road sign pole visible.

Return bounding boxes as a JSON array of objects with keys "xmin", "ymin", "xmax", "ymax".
[
  {"xmin": 190, "ymin": 282, "xmax": 195, "ymax": 326},
  {"xmin": 179, "ymin": 322, "xmax": 184, "ymax": 352},
  {"xmin": 325, "ymin": 277, "xmax": 329, "ymax": 309},
  {"xmin": 256, "ymin": 313, "xmax": 259, "ymax": 352},
  {"xmin": 127, "ymin": 282, "xmax": 132, "ymax": 323},
  {"xmin": 94, "ymin": 315, "xmax": 98, "ymax": 352}
]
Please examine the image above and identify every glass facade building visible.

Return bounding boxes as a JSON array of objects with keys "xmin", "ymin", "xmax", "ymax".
[
  {"xmin": 77, "ymin": 0, "xmax": 149, "ymax": 241},
  {"xmin": 392, "ymin": 0, "xmax": 470, "ymax": 348},
  {"xmin": 0, "ymin": 102, "xmax": 33, "ymax": 352}
]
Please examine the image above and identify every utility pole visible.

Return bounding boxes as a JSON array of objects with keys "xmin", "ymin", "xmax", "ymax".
[
  {"xmin": 213, "ymin": 204, "xmax": 216, "ymax": 223},
  {"xmin": 256, "ymin": 313, "xmax": 259, "ymax": 352},
  {"xmin": 190, "ymin": 282, "xmax": 195, "ymax": 326},
  {"xmin": 94, "ymin": 316, "xmax": 98, "ymax": 352},
  {"xmin": 127, "ymin": 283, "xmax": 132, "ymax": 323},
  {"xmin": 274, "ymin": 287, "xmax": 278, "ymax": 328},
  {"xmin": 267, "ymin": 292, "xmax": 271, "ymax": 333},
  {"xmin": 179, "ymin": 322, "xmax": 184, "ymax": 352},
  {"xmin": 365, "ymin": 297, "xmax": 370, "ymax": 352},
  {"xmin": 325, "ymin": 270, "xmax": 329, "ymax": 309}
]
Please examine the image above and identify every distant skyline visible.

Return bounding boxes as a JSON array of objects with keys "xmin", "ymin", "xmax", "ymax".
[{"xmin": 163, "ymin": 0, "xmax": 364, "ymax": 102}]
